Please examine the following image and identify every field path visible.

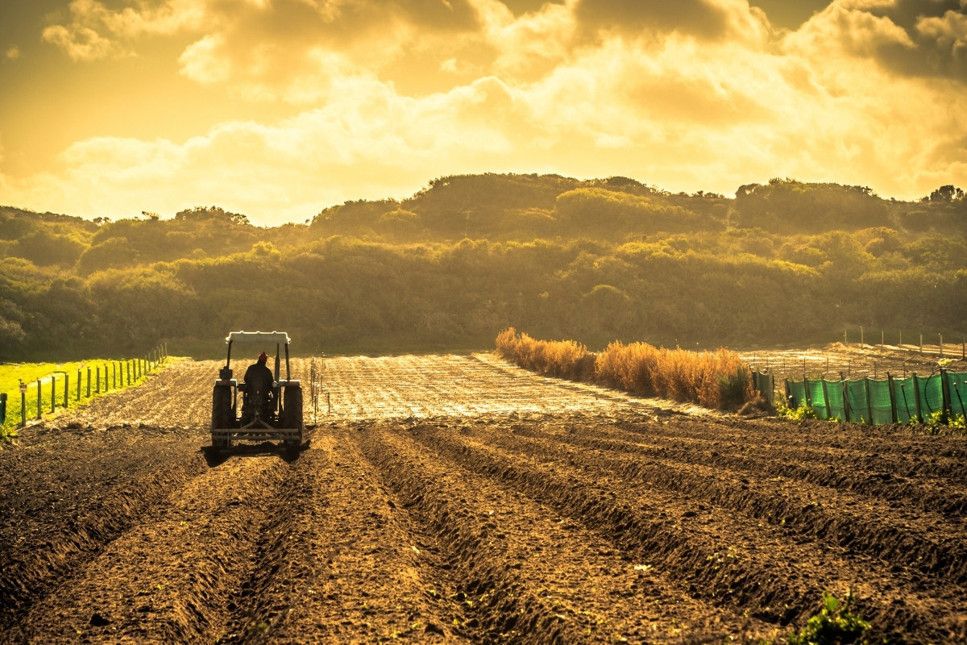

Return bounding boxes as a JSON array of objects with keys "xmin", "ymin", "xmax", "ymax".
[{"xmin": 1, "ymin": 354, "xmax": 964, "ymax": 643}]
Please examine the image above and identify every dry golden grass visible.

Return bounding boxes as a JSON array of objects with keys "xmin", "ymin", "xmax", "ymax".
[
  {"xmin": 497, "ymin": 328, "xmax": 755, "ymax": 411},
  {"xmin": 497, "ymin": 328, "xmax": 596, "ymax": 381}
]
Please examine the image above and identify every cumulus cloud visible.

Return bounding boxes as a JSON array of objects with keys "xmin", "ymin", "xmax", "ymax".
[
  {"xmin": 917, "ymin": 8, "xmax": 967, "ymax": 74},
  {"xmin": 42, "ymin": 22, "xmax": 120, "ymax": 62},
  {"xmin": 41, "ymin": 0, "xmax": 205, "ymax": 60},
  {"xmin": 791, "ymin": 0, "xmax": 967, "ymax": 79},
  {"xmin": 573, "ymin": 0, "xmax": 770, "ymax": 44},
  {"xmin": 9, "ymin": 0, "xmax": 964, "ymax": 223}
]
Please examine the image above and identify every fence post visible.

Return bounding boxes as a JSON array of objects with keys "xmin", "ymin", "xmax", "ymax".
[
  {"xmin": 840, "ymin": 373, "xmax": 851, "ymax": 423},
  {"xmin": 864, "ymin": 378, "xmax": 873, "ymax": 424},
  {"xmin": 912, "ymin": 374, "xmax": 924, "ymax": 423},
  {"xmin": 76, "ymin": 369, "xmax": 81, "ymax": 400},
  {"xmin": 50, "ymin": 376, "xmax": 56, "ymax": 413},
  {"xmin": 941, "ymin": 368, "xmax": 951, "ymax": 426},
  {"xmin": 939, "ymin": 334, "xmax": 944, "ymax": 358},
  {"xmin": 64, "ymin": 374, "xmax": 69, "ymax": 408},
  {"xmin": 887, "ymin": 373, "xmax": 898, "ymax": 424},
  {"xmin": 35, "ymin": 379, "xmax": 41, "ymax": 419},
  {"xmin": 20, "ymin": 382, "xmax": 26, "ymax": 426},
  {"xmin": 821, "ymin": 379, "xmax": 831, "ymax": 420},
  {"xmin": 96, "ymin": 366, "xmax": 101, "ymax": 394}
]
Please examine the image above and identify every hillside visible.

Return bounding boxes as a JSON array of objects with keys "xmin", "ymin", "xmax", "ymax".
[{"xmin": 1, "ymin": 174, "xmax": 965, "ymax": 359}]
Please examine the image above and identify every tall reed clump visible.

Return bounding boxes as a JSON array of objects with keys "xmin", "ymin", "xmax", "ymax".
[
  {"xmin": 497, "ymin": 329, "xmax": 755, "ymax": 411},
  {"xmin": 496, "ymin": 327, "xmax": 596, "ymax": 381}
]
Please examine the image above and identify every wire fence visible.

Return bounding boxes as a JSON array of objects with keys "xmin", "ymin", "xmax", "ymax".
[{"xmin": 1, "ymin": 344, "xmax": 168, "ymax": 429}]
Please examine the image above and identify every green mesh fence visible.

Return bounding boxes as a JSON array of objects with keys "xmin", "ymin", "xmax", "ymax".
[
  {"xmin": 753, "ymin": 371, "xmax": 775, "ymax": 406},
  {"xmin": 894, "ymin": 377, "xmax": 919, "ymax": 424},
  {"xmin": 915, "ymin": 374, "xmax": 945, "ymax": 418},
  {"xmin": 787, "ymin": 380, "xmax": 806, "ymax": 410},
  {"xmin": 947, "ymin": 372, "xmax": 967, "ymax": 420},
  {"xmin": 826, "ymin": 383, "xmax": 846, "ymax": 421},
  {"xmin": 784, "ymin": 370, "xmax": 961, "ymax": 426},
  {"xmin": 807, "ymin": 380, "xmax": 828, "ymax": 420},
  {"xmin": 845, "ymin": 379, "xmax": 869, "ymax": 423},
  {"xmin": 868, "ymin": 379, "xmax": 893, "ymax": 424}
]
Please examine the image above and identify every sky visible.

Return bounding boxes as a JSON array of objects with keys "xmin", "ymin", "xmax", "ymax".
[{"xmin": 0, "ymin": 0, "xmax": 965, "ymax": 226}]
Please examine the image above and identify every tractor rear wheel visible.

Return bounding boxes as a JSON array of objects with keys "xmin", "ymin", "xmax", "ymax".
[
  {"xmin": 212, "ymin": 385, "xmax": 233, "ymax": 449},
  {"xmin": 282, "ymin": 386, "xmax": 304, "ymax": 448}
]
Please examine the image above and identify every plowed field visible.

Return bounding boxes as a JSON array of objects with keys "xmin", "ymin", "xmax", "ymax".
[{"xmin": 1, "ymin": 354, "xmax": 965, "ymax": 643}]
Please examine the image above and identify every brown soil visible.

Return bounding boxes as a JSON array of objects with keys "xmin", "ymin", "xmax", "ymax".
[{"xmin": 1, "ymin": 354, "xmax": 965, "ymax": 643}]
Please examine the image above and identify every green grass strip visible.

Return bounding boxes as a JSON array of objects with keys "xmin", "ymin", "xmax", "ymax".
[{"xmin": 1, "ymin": 356, "xmax": 170, "ymax": 442}]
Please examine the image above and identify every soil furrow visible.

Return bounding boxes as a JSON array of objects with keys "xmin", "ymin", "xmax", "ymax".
[
  {"xmin": 227, "ymin": 428, "xmax": 467, "ymax": 643},
  {"xmin": 13, "ymin": 452, "xmax": 294, "ymax": 643},
  {"xmin": 541, "ymin": 415, "xmax": 967, "ymax": 515},
  {"xmin": 489, "ymin": 419, "xmax": 967, "ymax": 585},
  {"xmin": 405, "ymin": 420, "xmax": 967, "ymax": 642},
  {"xmin": 0, "ymin": 428, "xmax": 206, "ymax": 638},
  {"xmin": 354, "ymin": 423, "xmax": 585, "ymax": 644},
  {"xmin": 583, "ymin": 416, "xmax": 967, "ymax": 480},
  {"xmin": 352, "ymin": 422, "xmax": 772, "ymax": 643}
]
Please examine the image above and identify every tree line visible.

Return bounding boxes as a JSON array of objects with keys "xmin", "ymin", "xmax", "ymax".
[{"xmin": 1, "ymin": 174, "xmax": 965, "ymax": 360}]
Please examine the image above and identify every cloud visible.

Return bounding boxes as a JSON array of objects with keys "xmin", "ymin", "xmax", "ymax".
[
  {"xmin": 42, "ymin": 22, "xmax": 120, "ymax": 62},
  {"xmin": 5, "ymin": 46, "xmax": 22, "ymax": 61},
  {"xmin": 573, "ymin": 0, "xmax": 770, "ymax": 44},
  {"xmin": 0, "ymin": 74, "xmax": 526, "ymax": 222},
  {"xmin": 10, "ymin": 0, "xmax": 965, "ymax": 224},
  {"xmin": 41, "ymin": 0, "xmax": 205, "ymax": 60},
  {"xmin": 916, "ymin": 8, "xmax": 967, "ymax": 75},
  {"xmin": 791, "ymin": 0, "xmax": 967, "ymax": 79}
]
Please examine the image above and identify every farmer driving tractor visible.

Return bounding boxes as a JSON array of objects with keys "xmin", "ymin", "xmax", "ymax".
[{"xmin": 243, "ymin": 351, "xmax": 274, "ymax": 422}]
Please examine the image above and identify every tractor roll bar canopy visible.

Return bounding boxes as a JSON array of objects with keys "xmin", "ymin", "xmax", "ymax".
[
  {"xmin": 224, "ymin": 330, "xmax": 292, "ymax": 380},
  {"xmin": 226, "ymin": 331, "xmax": 291, "ymax": 345}
]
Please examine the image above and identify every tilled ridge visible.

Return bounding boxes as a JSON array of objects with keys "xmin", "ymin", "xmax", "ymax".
[
  {"xmin": 352, "ymin": 422, "xmax": 773, "ymax": 642},
  {"xmin": 405, "ymin": 420, "xmax": 967, "ymax": 642},
  {"xmin": 0, "ymin": 428, "xmax": 207, "ymax": 639},
  {"xmin": 545, "ymin": 418, "xmax": 967, "ymax": 516},
  {"xmin": 14, "ymin": 453, "xmax": 296, "ymax": 643},
  {"xmin": 229, "ymin": 429, "xmax": 467, "ymax": 643},
  {"xmin": 354, "ymin": 424, "xmax": 592, "ymax": 644},
  {"xmin": 497, "ymin": 420, "xmax": 967, "ymax": 586}
]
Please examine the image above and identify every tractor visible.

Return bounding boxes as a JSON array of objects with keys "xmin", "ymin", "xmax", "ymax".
[{"xmin": 211, "ymin": 331, "xmax": 304, "ymax": 452}]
